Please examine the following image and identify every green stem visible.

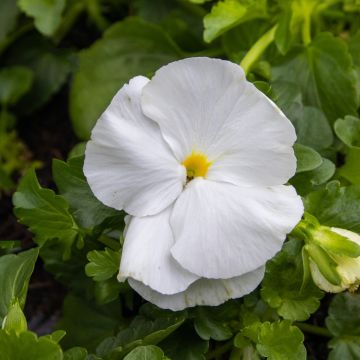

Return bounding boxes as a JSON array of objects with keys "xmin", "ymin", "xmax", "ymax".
[
  {"xmin": 295, "ymin": 322, "xmax": 332, "ymax": 337},
  {"xmin": 86, "ymin": 0, "xmax": 110, "ymax": 32},
  {"xmin": 0, "ymin": 23, "xmax": 33, "ymax": 56},
  {"xmin": 206, "ymin": 340, "xmax": 233, "ymax": 360},
  {"xmin": 53, "ymin": 1, "xmax": 86, "ymax": 44},
  {"xmin": 240, "ymin": 25, "xmax": 277, "ymax": 76},
  {"xmin": 302, "ymin": 10, "xmax": 312, "ymax": 45}
]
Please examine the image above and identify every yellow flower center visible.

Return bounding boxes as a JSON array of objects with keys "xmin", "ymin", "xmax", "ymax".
[{"xmin": 182, "ymin": 152, "xmax": 211, "ymax": 180}]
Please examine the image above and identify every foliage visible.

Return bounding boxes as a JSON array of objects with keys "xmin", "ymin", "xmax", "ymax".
[{"xmin": 1, "ymin": 0, "xmax": 360, "ymax": 358}]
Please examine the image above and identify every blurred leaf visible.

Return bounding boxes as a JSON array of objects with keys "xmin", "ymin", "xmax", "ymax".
[
  {"xmin": 85, "ymin": 248, "xmax": 120, "ymax": 282},
  {"xmin": 326, "ymin": 293, "xmax": 360, "ymax": 360},
  {"xmin": 18, "ymin": 0, "xmax": 65, "ymax": 36},
  {"xmin": 53, "ymin": 156, "xmax": 119, "ymax": 228},
  {"xmin": 64, "ymin": 347, "xmax": 88, "ymax": 360},
  {"xmin": 70, "ymin": 17, "xmax": 182, "ymax": 140},
  {"xmin": 0, "ymin": 248, "xmax": 38, "ymax": 323},
  {"xmin": 6, "ymin": 34, "xmax": 74, "ymax": 114},
  {"xmin": 13, "ymin": 169, "xmax": 81, "ymax": 259},
  {"xmin": 96, "ymin": 304, "xmax": 185, "ymax": 358},
  {"xmin": 203, "ymin": 0, "xmax": 267, "ymax": 43},
  {"xmin": 305, "ymin": 182, "xmax": 360, "ymax": 233},
  {"xmin": 261, "ymin": 238, "xmax": 323, "ymax": 321},
  {"xmin": 160, "ymin": 323, "xmax": 209, "ymax": 360},
  {"xmin": 0, "ymin": 66, "xmax": 33, "ymax": 106},
  {"xmin": 294, "ymin": 143, "xmax": 323, "ymax": 173},
  {"xmin": 256, "ymin": 321, "xmax": 306, "ymax": 360},
  {"xmin": 334, "ymin": 116, "xmax": 360, "ymax": 148},
  {"xmin": 124, "ymin": 345, "xmax": 167, "ymax": 360},
  {"xmin": 273, "ymin": 33, "xmax": 358, "ymax": 124},
  {"xmin": 339, "ymin": 148, "xmax": 360, "ymax": 185},
  {"xmin": 0, "ymin": 0, "xmax": 19, "ymax": 41},
  {"xmin": 57, "ymin": 294, "xmax": 122, "ymax": 352},
  {"xmin": 290, "ymin": 158, "xmax": 335, "ymax": 196},
  {"xmin": 0, "ymin": 330, "xmax": 63, "ymax": 360}
]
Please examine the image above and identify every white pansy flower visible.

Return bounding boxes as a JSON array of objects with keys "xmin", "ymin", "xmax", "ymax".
[
  {"xmin": 84, "ymin": 57, "xmax": 304, "ymax": 311},
  {"xmin": 310, "ymin": 227, "xmax": 360, "ymax": 293}
]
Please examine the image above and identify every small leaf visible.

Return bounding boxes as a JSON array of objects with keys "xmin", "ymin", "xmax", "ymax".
[
  {"xmin": 334, "ymin": 116, "xmax": 360, "ymax": 149},
  {"xmin": 0, "ymin": 66, "xmax": 33, "ymax": 106},
  {"xmin": 85, "ymin": 248, "xmax": 120, "ymax": 282},
  {"xmin": 203, "ymin": 0, "xmax": 267, "ymax": 43},
  {"xmin": 124, "ymin": 345, "xmax": 167, "ymax": 360},
  {"xmin": 294, "ymin": 144, "xmax": 323, "ymax": 173},
  {"xmin": 64, "ymin": 347, "xmax": 88, "ymax": 360},
  {"xmin": 18, "ymin": 0, "xmax": 65, "ymax": 36},
  {"xmin": 13, "ymin": 169, "xmax": 81, "ymax": 259},
  {"xmin": 256, "ymin": 321, "xmax": 306, "ymax": 360},
  {"xmin": 2, "ymin": 299, "xmax": 27, "ymax": 335}
]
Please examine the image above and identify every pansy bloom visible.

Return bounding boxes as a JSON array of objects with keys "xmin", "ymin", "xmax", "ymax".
[{"xmin": 84, "ymin": 57, "xmax": 304, "ymax": 310}]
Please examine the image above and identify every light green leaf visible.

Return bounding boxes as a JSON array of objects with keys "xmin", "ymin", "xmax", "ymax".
[
  {"xmin": 13, "ymin": 169, "xmax": 81, "ymax": 259},
  {"xmin": 338, "ymin": 148, "xmax": 360, "ymax": 185},
  {"xmin": 305, "ymin": 182, "xmax": 360, "ymax": 233},
  {"xmin": 0, "ymin": 248, "xmax": 38, "ymax": 323},
  {"xmin": 52, "ymin": 156, "xmax": 119, "ymax": 228},
  {"xmin": 0, "ymin": 0, "xmax": 19, "ymax": 41},
  {"xmin": 0, "ymin": 66, "xmax": 33, "ymax": 106},
  {"xmin": 2, "ymin": 300, "xmax": 28, "ymax": 335},
  {"xmin": 70, "ymin": 17, "xmax": 182, "ymax": 139},
  {"xmin": 256, "ymin": 321, "xmax": 306, "ymax": 360},
  {"xmin": 18, "ymin": 0, "xmax": 65, "ymax": 36},
  {"xmin": 203, "ymin": 0, "xmax": 267, "ymax": 43},
  {"xmin": 335, "ymin": 116, "xmax": 360, "ymax": 148},
  {"xmin": 0, "ymin": 330, "xmax": 63, "ymax": 360},
  {"xmin": 294, "ymin": 143, "xmax": 323, "ymax": 173},
  {"xmin": 261, "ymin": 238, "xmax": 323, "ymax": 321},
  {"xmin": 85, "ymin": 248, "xmax": 120, "ymax": 282},
  {"xmin": 273, "ymin": 32, "xmax": 358, "ymax": 124},
  {"xmin": 124, "ymin": 345, "xmax": 167, "ymax": 360}
]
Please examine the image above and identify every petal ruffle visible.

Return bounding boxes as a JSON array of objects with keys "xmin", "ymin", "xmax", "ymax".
[
  {"xmin": 128, "ymin": 266, "xmax": 265, "ymax": 311},
  {"xmin": 170, "ymin": 178, "xmax": 303, "ymax": 279},
  {"xmin": 118, "ymin": 206, "xmax": 198, "ymax": 295},
  {"xmin": 84, "ymin": 76, "xmax": 185, "ymax": 217},
  {"xmin": 141, "ymin": 57, "xmax": 296, "ymax": 187}
]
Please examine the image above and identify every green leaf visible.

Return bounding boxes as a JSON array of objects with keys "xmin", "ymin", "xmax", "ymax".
[
  {"xmin": 305, "ymin": 182, "xmax": 360, "ymax": 233},
  {"xmin": 57, "ymin": 294, "xmax": 122, "ymax": 352},
  {"xmin": 53, "ymin": 156, "xmax": 119, "ymax": 228},
  {"xmin": 203, "ymin": 0, "xmax": 267, "ymax": 43},
  {"xmin": 64, "ymin": 347, "xmax": 88, "ymax": 360},
  {"xmin": 0, "ymin": 248, "xmax": 38, "ymax": 323},
  {"xmin": 160, "ymin": 323, "xmax": 209, "ymax": 360},
  {"xmin": 2, "ymin": 300, "xmax": 28, "ymax": 335},
  {"xmin": 294, "ymin": 143, "xmax": 323, "ymax": 173},
  {"xmin": 335, "ymin": 116, "xmax": 360, "ymax": 148},
  {"xmin": 0, "ymin": 330, "xmax": 63, "ymax": 360},
  {"xmin": 290, "ymin": 158, "xmax": 335, "ymax": 196},
  {"xmin": 0, "ymin": 66, "xmax": 33, "ymax": 106},
  {"xmin": 124, "ymin": 345, "xmax": 167, "ymax": 360},
  {"xmin": 338, "ymin": 148, "xmax": 360, "ymax": 185},
  {"xmin": 256, "ymin": 321, "xmax": 306, "ymax": 360},
  {"xmin": 193, "ymin": 302, "xmax": 238, "ymax": 341},
  {"xmin": 0, "ymin": 0, "xmax": 19, "ymax": 41},
  {"xmin": 326, "ymin": 293, "xmax": 360, "ymax": 360},
  {"xmin": 70, "ymin": 17, "xmax": 182, "ymax": 139},
  {"xmin": 6, "ymin": 34, "xmax": 74, "ymax": 114},
  {"xmin": 96, "ymin": 304, "xmax": 185, "ymax": 358},
  {"xmin": 13, "ymin": 169, "xmax": 81, "ymax": 259},
  {"xmin": 85, "ymin": 248, "xmax": 120, "ymax": 282},
  {"xmin": 273, "ymin": 32, "xmax": 358, "ymax": 124},
  {"xmin": 261, "ymin": 238, "xmax": 323, "ymax": 321},
  {"xmin": 18, "ymin": 0, "xmax": 65, "ymax": 36}
]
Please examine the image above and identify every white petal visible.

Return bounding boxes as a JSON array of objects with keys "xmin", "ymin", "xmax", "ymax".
[
  {"xmin": 141, "ymin": 57, "xmax": 296, "ymax": 187},
  {"xmin": 118, "ymin": 206, "xmax": 198, "ymax": 295},
  {"xmin": 84, "ymin": 76, "xmax": 185, "ymax": 217},
  {"xmin": 129, "ymin": 266, "xmax": 265, "ymax": 311},
  {"xmin": 171, "ymin": 178, "xmax": 303, "ymax": 279}
]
